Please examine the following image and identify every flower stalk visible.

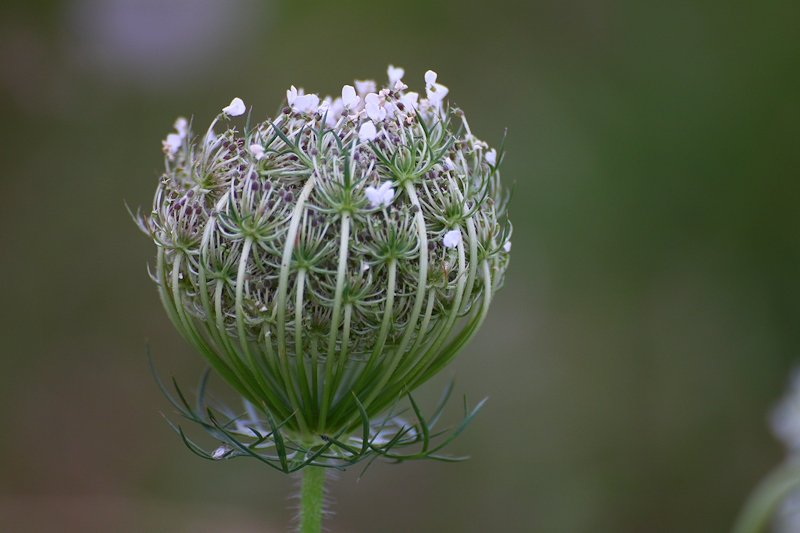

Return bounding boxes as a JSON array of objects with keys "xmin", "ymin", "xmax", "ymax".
[{"xmin": 298, "ymin": 466, "xmax": 326, "ymax": 533}]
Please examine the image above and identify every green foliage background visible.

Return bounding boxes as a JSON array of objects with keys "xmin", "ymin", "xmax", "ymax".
[{"xmin": 0, "ymin": 1, "xmax": 798, "ymax": 531}]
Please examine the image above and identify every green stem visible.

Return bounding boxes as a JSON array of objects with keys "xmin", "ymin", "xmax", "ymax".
[
  {"xmin": 298, "ymin": 466, "xmax": 326, "ymax": 533},
  {"xmin": 732, "ymin": 459, "xmax": 800, "ymax": 533}
]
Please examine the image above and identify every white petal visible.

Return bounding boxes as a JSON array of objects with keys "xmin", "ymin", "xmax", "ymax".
[
  {"xmin": 444, "ymin": 157, "xmax": 455, "ymax": 170},
  {"xmin": 426, "ymin": 82, "xmax": 449, "ymax": 103},
  {"xmin": 358, "ymin": 122, "xmax": 377, "ymax": 142},
  {"xmin": 443, "ymin": 229, "xmax": 462, "ymax": 248},
  {"xmin": 355, "ymin": 79, "xmax": 376, "ymax": 97},
  {"xmin": 400, "ymin": 91, "xmax": 419, "ymax": 110},
  {"xmin": 366, "ymin": 182, "xmax": 394, "ymax": 207},
  {"xmin": 162, "ymin": 133, "xmax": 182, "ymax": 156},
  {"xmin": 173, "ymin": 117, "xmax": 188, "ymax": 138},
  {"xmin": 388, "ymin": 65, "xmax": 405, "ymax": 84},
  {"xmin": 292, "ymin": 93, "xmax": 319, "ymax": 113},
  {"xmin": 424, "ymin": 70, "xmax": 437, "ymax": 86},
  {"xmin": 317, "ymin": 96, "xmax": 331, "ymax": 114},
  {"xmin": 365, "ymin": 186, "xmax": 381, "ymax": 206},
  {"xmin": 286, "ymin": 86, "xmax": 298, "ymax": 105},
  {"xmin": 365, "ymin": 100, "xmax": 385, "ymax": 122},
  {"xmin": 503, "ymin": 241, "xmax": 512, "ymax": 252},
  {"xmin": 377, "ymin": 181, "xmax": 393, "ymax": 195},
  {"xmin": 222, "ymin": 97, "xmax": 246, "ymax": 116},
  {"xmin": 485, "ymin": 148, "xmax": 497, "ymax": 166},
  {"xmin": 249, "ymin": 144, "xmax": 265, "ymax": 160},
  {"xmin": 342, "ymin": 85, "xmax": 359, "ymax": 109}
]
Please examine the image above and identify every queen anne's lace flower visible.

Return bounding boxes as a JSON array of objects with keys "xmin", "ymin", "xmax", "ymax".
[{"xmin": 137, "ymin": 65, "xmax": 511, "ymax": 471}]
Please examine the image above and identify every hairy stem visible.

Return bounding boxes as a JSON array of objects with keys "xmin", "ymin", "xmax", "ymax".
[{"xmin": 298, "ymin": 466, "xmax": 326, "ymax": 533}]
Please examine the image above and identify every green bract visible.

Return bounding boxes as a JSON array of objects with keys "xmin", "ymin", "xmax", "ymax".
[{"xmin": 136, "ymin": 69, "xmax": 511, "ymax": 472}]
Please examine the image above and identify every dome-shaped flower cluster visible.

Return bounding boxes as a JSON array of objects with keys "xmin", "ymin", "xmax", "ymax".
[{"xmin": 137, "ymin": 66, "xmax": 511, "ymax": 470}]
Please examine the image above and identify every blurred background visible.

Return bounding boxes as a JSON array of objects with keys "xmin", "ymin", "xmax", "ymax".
[{"xmin": 0, "ymin": 1, "xmax": 799, "ymax": 532}]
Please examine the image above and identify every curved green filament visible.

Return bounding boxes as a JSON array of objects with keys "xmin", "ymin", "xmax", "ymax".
[{"xmin": 318, "ymin": 212, "xmax": 350, "ymax": 431}]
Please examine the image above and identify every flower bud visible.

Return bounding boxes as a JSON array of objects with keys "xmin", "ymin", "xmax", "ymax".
[{"xmin": 137, "ymin": 67, "xmax": 512, "ymax": 466}]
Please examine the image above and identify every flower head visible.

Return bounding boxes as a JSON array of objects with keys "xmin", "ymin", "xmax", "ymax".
[{"xmin": 137, "ymin": 66, "xmax": 511, "ymax": 472}]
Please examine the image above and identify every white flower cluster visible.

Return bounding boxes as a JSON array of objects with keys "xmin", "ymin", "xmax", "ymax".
[{"xmin": 202, "ymin": 67, "xmax": 510, "ymax": 251}]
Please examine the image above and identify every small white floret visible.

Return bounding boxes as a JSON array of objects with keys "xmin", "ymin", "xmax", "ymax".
[
  {"xmin": 443, "ymin": 229, "xmax": 462, "ymax": 248},
  {"xmin": 355, "ymin": 79, "xmax": 376, "ymax": 97},
  {"xmin": 173, "ymin": 117, "xmax": 188, "ymax": 139},
  {"xmin": 364, "ymin": 93, "xmax": 386, "ymax": 122},
  {"xmin": 401, "ymin": 91, "xmax": 419, "ymax": 110},
  {"xmin": 424, "ymin": 70, "xmax": 448, "ymax": 106},
  {"xmin": 325, "ymin": 97, "xmax": 344, "ymax": 126},
  {"xmin": 223, "ymin": 97, "xmax": 246, "ymax": 117},
  {"xmin": 485, "ymin": 148, "xmax": 497, "ymax": 166},
  {"xmin": 292, "ymin": 93, "xmax": 320, "ymax": 114},
  {"xmin": 504, "ymin": 241, "xmax": 511, "ymax": 252},
  {"xmin": 365, "ymin": 181, "xmax": 395, "ymax": 207},
  {"xmin": 358, "ymin": 121, "xmax": 377, "ymax": 142},
  {"xmin": 443, "ymin": 157, "xmax": 455, "ymax": 170},
  {"xmin": 249, "ymin": 144, "xmax": 265, "ymax": 160},
  {"xmin": 342, "ymin": 85, "xmax": 360, "ymax": 110},
  {"xmin": 162, "ymin": 133, "xmax": 182, "ymax": 158},
  {"xmin": 426, "ymin": 82, "xmax": 449, "ymax": 104},
  {"xmin": 387, "ymin": 65, "xmax": 405, "ymax": 85}
]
